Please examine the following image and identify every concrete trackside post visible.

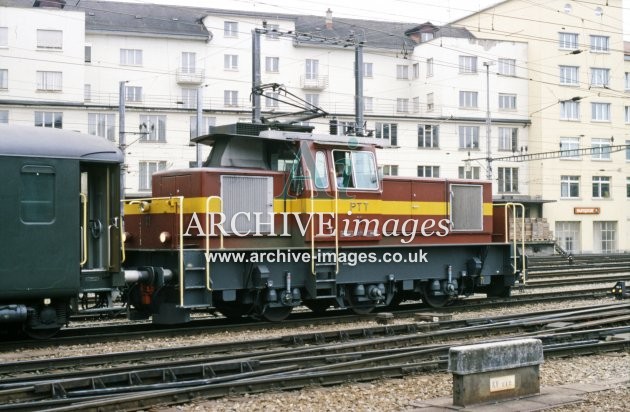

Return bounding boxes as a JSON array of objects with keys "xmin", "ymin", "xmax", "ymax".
[{"xmin": 447, "ymin": 338, "xmax": 544, "ymax": 406}]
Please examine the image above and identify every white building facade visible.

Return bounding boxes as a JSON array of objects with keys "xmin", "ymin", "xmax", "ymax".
[{"xmin": 1, "ymin": 0, "xmax": 627, "ymax": 252}]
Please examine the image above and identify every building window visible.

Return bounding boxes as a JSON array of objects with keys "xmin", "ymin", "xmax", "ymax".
[
  {"xmin": 224, "ymin": 54, "xmax": 238, "ymax": 70},
  {"xmin": 139, "ymin": 115, "xmax": 166, "ymax": 142},
  {"xmin": 594, "ymin": 221, "xmax": 616, "ymax": 253},
  {"xmin": 559, "ymin": 65, "xmax": 579, "ymax": 85},
  {"xmin": 34, "ymin": 111, "xmax": 62, "ymax": 128},
  {"xmin": 375, "ymin": 122, "xmax": 398, "ymax": 146},
  {"xmin": 0, "ymin": 69, "xmax": 7, "ymax": 89},
  {"xmin": 265, "ymin": 56, "xmax": 279, "ymax": 73},
  {"xmin": 556, "ymin": 221, "xmax": 581, "ymax": 253},
  {"xmin": 426, "ymin": 93, "xmax": 434, "ymax": 112},
  {"xmin": 265, "ymin": 92, "xmax": 279, "ymax": 108},
  {"xmin": 181, "ymin": 52, "xmax": 196, "ymax": 73},
  {"xmin": 84, "ymin": 45, "xmax": 91, "ymax": 63},
  {"xmin": 592, "ymin": 176, "xmax": 611, "ymax": 198},
  {"xmin": 591, "ymin": 102, "xmax": 610, "ymax": 121},
  {"xmin": 36, "ymin": 29, "xmax": 62, "ymax": 49},
  {"xmin": 558, "ymin": 32, "xmax": 578, "ymax": 50},
  {"xmin": 412, "ymin": 63, "xmax": 419, "ymax": 79},
  {"xmin": 626, "ymin": 177, "xmax": 630, "ymax": 198},
  {"xmin": 139, "ymin": 161, "xmax": 167, "ymax": 191},
  {"xmin": 625, "ymin": 106, "xmax": 630, "ymax": 123},
  {"xmin": 459, "ymin": 91, "xmax": 478, "ymax": 108},
  {"xmin": 265, "ymin": 24, "xmax": 279, "ymax": 39},
  {"xmin": 36, "ymin": 71, "xmax": 62, "ymax": 91},
  {"xmin": 627, "ymin": 140, "xmax": 630, "ymax": 161},
  {"xmin": 458, "ymin": 166, "xmax": 480, "ymax": 179},
  {"xmin": 560, "ymin": 137, "xmax": 580, "ymax": 159},
  {"xmin": 418, "ymin": 124, "xmax": 439, "ymax": 148},
  {"xmin": 224, "ymin": 90, "xmax": 238, "ymax": 107},
  {"xmin": 498, "ymin": 93, "xmax": 517, "ymax": 110},
  {"xmin": 305, "ymin": 59, "xmax": 319, "ymax": 80},
  {"xmin": 560, "ymin": 175, "xmax": 580, "ymax": 198},
  {"xmin": 590, "ymin": 35, "xmax": 609, "ymax": 52},
  {"xmin": 381, "ymin": 165, "xmax": 398, "ymax": 176},
  {"xmin": 498, "ymin": 58, "xmax": 516, "ymax": 76},
  {"xmin": 591, "ymin": 138, "xmax": 612, "ymax": 160},
  {"xmin": 363, "ymin": 96, "xmax": 373, "ymax": 112},
  {"xmin": 189, "ymin": 116, "xmax": 216, "ymax": 138},
  {"xmin": 396, "ymin": 65, "xmax": 409, "ymax": 80},
  {"xmin": 412, "ymin": 97, "xmax": 420, "ymax": 113},
  {"xmin": 224, "ymin": 21, "xmax": 238, "ymax": 37},
  {"xmin": 305, "ymin": 93, "xmax": 319, "ymax": 108},
  {"xmin": 498, "ymin": 127, "xmax": 518, "ymax": 151},
  {"xmin": 421, "ymin": 32, "xmax": 434, "ymax": 42},
  {"xmin": 181, "ymin": 88, "xmax": 197, "ymax": 109},
  {"xmin": 560, "ymin": 100, "xmax": 580, "ymax": 120},
  {"xmin": 84, "ymin": 84, "xmax": 91, "ymax": 101},
  {"xmin": 125, "ymin": 86, "xmax": 142, "ymax": 102},
  {"xmin": 417, "ymin": 165, "xmax": 439, "ymax": 178},
  {"xmin": 0, "ymin": 110, "xmax": 8, "ymax": 123},
  {"xmin": 88, "ymin": 113, "xmax": 116, "ymax": 141},
  {"xmin": 459, "ymin": 126, "xmax": 479, "ymax": 149},
  {"xmin": 625, "ymin": 73, "xmax": 630, "ymax": 91},
  {"xmin": 459, "ymin": 56, "xmax": 477, "ymax": 73},
  {"xmin": 590, "ymin": 68, "xmax": 609, "ymax": 87},
  {"xmin": 363, "ymin": 62, "xmax": 373, "ymax": 78},
  {"xmin": 396, "ymin": 98, "xmax": 409, "ymax": 113},
  {"xmin": 0, "ymin": 27, "xmax": 7, "ymax": 47},
  {"xmin": 498, "ymin": 167, "xmax": 519, "ymax": 193},
  {"xmin": 120, "ymin": 49, "xmax": 142, "ymax": 66},
  {"xmin": 426, "ymin": 58, "xmax": 433, "ymax": 77}
]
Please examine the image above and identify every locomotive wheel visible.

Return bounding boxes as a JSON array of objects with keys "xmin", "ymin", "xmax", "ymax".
[
  {"xmin": 23, "ymin": 325, "xmax": 61, "ymax": 340},
  {"xmin": 259, "ymin": 306, "xmax": 293, "ymax": 322},
  {"xmin": 422, "ymin": 284, "xmax": 451, "ymax": 308}
]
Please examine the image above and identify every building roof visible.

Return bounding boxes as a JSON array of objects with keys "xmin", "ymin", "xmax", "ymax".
[{"xmin": 3, "ymin": 0, "xmax": 473, "ymax": 50}]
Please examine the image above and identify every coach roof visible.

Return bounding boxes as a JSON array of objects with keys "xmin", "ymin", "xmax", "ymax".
[{"xmin": 0, "ymin": 125, "xmax": 123, "ymax": 162}]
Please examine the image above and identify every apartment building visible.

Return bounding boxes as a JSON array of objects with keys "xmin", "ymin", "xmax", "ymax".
[
  {"xmin": 455, "ymin": 0, "xmax": 628, "ymax": 253},
  {"xmin": 1, "ymin": 0, "xmax": 626, "ymax": 252}
]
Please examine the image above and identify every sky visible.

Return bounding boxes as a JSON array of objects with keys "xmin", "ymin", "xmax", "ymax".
[{"xmin": 97, "ymin": 0, "xmax": 629, "ymax": 39}]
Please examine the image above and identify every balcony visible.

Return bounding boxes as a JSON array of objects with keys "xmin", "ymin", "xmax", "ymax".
[
  {"xmin": 300, "ymin": 75, "xmax": 329, "ymax": 90},
  {"xmin": 176, "ymin": 68, "xmax": 205, "ymax": 85}
]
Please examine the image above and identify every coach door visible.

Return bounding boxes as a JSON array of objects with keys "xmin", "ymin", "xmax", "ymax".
[{"xmin": 80, "ymin": 163, "xmax": 122, "ymax": 278}]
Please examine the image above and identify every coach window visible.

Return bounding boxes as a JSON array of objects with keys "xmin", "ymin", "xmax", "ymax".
[
  {"xmin": 20, "ymin": 165, "xmax": 55, "ymax": 223},
  {"xmin": 314, "ymin": 151, "xmax": 329, "ymax": 189}
]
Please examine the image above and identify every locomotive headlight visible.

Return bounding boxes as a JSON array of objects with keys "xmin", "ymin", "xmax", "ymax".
[
  {"xmin": 139, "ymin": 201, "xmax": 151, "ymax": 213},
  {"xmin": 44, "ymin": 298, "xmax": 51, "ymax": 305},
  {"xmin": 159, "ymin": 231, "xmax": 171, "ymax": 243}
]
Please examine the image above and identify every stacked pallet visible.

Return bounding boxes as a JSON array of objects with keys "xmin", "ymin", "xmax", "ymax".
[{"xmin": 508, "ymin": 218, "xmax": 554, "ymax": 241}]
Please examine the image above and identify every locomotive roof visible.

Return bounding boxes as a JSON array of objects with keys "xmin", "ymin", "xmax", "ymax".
[
  {"xmin": 193, "ymin": 122, "xmax": 382, "ymax": 148},
  {"xmin": 0, "ymin": 125, "xmax": 123, "ymax": 162}
]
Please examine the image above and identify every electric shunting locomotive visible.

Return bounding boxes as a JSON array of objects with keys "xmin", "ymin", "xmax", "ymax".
[{"xmin": 0, "ymin": 121, "xmax": 525, "ymax": 337}]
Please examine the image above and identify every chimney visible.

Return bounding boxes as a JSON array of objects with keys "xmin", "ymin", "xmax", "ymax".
[{"xmin": 325, "ymin": 8, "xmax": 333, "ymax": 29}]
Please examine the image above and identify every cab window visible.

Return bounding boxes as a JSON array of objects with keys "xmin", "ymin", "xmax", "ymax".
[
  {"xmin": 314, "ymin": 151, "xmax": 329, "ymax": 189},
  {"xmin": 333, "ymin": 150, "xmax": 378, "ymax": 190}
]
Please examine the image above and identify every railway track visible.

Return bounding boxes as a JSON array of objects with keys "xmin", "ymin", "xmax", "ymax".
[
  {"xmin": 1, "ymin": 303, "xmax": 628, "ymax": 411},
  {"xmin": 1, "ymin": 286, "xmax": 615, "ymax": 350}
]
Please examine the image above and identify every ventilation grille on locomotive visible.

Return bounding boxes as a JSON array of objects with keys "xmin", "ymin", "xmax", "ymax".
[
  {"xmin": 450, "ymin": 184, "xmax": 483, "ymax": 231},
  {"xmin": 221, "ymin": 175, "xmax": 273, "ymax": 234}
]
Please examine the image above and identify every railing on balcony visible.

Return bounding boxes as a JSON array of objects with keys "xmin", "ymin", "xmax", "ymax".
[
  {"xmin": 300, "ymin": 75, "xmax": 329, "ymax": 90},
  {"xmin": 176, "ymin": 68, "xmax": 205, "ymax": 84}
]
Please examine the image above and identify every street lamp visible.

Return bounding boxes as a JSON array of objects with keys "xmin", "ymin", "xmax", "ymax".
[{"xmin": 483, "ymin": 61, "xmax": 494, "ymax": 180}]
